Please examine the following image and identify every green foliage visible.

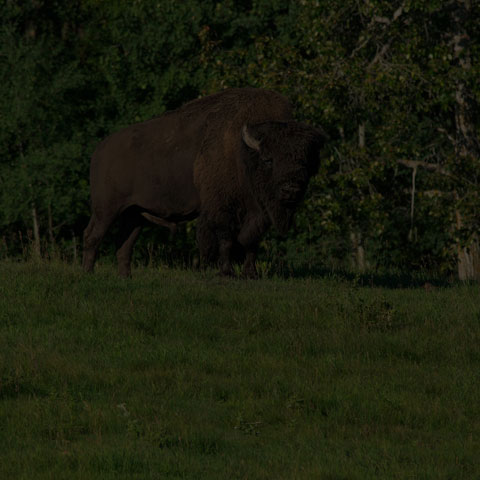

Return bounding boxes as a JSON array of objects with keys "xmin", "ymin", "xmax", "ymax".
[
  {"xmin": 1, "ymin": 262, "xmax": 480, "ymax": 478},
  {"xmin": 0, "ymin": 0, "xmax": 479, "ymax": 274}
]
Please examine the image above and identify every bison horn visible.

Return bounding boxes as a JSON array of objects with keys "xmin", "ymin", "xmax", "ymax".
[{"xmin": 242, "ymin": 125, "xmax": 261, "ymax": 151}]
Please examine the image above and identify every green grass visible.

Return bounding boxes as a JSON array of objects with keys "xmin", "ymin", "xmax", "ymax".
[{"xmin": 1, "ymin": 260, "xmax": 479, "ymax": 479}]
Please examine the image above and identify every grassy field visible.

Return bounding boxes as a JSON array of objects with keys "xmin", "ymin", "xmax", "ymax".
[{"xmin": 0, "ymin": 260, "xmax": 479, "ymax": 479}]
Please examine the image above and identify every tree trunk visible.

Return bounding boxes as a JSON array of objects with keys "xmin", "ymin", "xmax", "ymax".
[
  {"xmin": 452, "ymin": 0, "xmax": 477, "ymax": 158},
  {"xmin": 31, "ymin": 205, "xmax": 41, "ymax": 258},
  {"xmin": 358, "ymin": 123, "xmax": 365, "ymax": 149},
  {"xmin": 72, "ymin": 230, "xmax": 77, "ymax": 264},
  {"xmin": 350, "ymin": 231, "xmax": 366, "ymax": 272},
  {"xmin": 455, "ymin": 204, "xmax": 480, "ymax": 281},
  {"xmin": 350, "ymin": 124, "xmax": 367, "ymax": 272},
  {"xmin": 457, "ymin": 238, "xmax": 480, "ymax": 281},
  {"xmin": 47, "ymin": 203, "xmax": 56, "ymax": 257},
  {"xmin": 1, "ymin": 236, "xmax": 7, "ymax": 259},
  {"xmin": 452, "ymin": 0, "xmax": 480, "ymax": 280}
]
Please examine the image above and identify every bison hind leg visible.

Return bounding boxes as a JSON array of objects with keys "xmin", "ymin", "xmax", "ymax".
[
  {"xmin": 116, "ymin": 207, "xmax": 144, "ymax": 278},
  {"xmin": 82, "ymin": 212, "xmax": 115, "ymax": 273}
]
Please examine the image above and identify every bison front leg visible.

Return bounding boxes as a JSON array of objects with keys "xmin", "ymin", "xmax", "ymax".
[
  {"xmin": 242, "ymin": 247, "xmax": 259, "ymax": 279},
  {"xmin": 197, "ymin": 214, "xmax": 234, "ymax": 276},
  {"xmin": 196, "ymin": 215, "xmax": 218, "ymax": 268},
  {"xmin": 218, "ymin": 235, "xmax": 235, "ymax": 277},
  {"xmin": 237, "ymin": 214, "xmax": 268, "ymax": 279}
]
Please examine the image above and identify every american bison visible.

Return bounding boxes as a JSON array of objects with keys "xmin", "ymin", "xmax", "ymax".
[{"xmin": 83, "ymin": 88, "xmax": 326, "ymax": 277}]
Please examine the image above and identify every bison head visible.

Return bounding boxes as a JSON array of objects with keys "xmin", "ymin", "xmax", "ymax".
[{"xmin": 242, "ymin": 121, "xmax": 326, "ymax": 234}]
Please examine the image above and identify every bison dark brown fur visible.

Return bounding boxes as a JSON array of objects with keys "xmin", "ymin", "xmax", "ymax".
[{"xmin": 82, "ymin": 88, "xmax": 326, "ymax": 277}]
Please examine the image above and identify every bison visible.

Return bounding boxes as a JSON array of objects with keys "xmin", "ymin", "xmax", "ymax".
[{"xmin": 83, "ymin": 88, "xmax": 326, "ymax": 277}]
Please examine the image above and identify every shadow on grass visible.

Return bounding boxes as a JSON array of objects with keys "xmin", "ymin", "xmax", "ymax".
[
  {"xmin": 141, "ymin": 256, "xmax": 459, "ymax": 290},
  {"xmin": 270, "ymin": 264, "xmax": 457, "ymax": 289}
]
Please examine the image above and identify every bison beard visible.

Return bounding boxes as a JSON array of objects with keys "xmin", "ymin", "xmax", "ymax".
[{"xmin": 82, "ymin": 88, "xmax": 326, "ymax": 277}]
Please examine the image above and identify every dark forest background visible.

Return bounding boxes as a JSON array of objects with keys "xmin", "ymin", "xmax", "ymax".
[{"xmin": 1, "ymin": 0, "xmax": 479, "ymax": 279}]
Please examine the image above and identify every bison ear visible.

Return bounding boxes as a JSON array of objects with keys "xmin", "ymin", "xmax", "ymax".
[{"xmin": 242, "ymin": 125, "xmax": 261, "ymax": 151}]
